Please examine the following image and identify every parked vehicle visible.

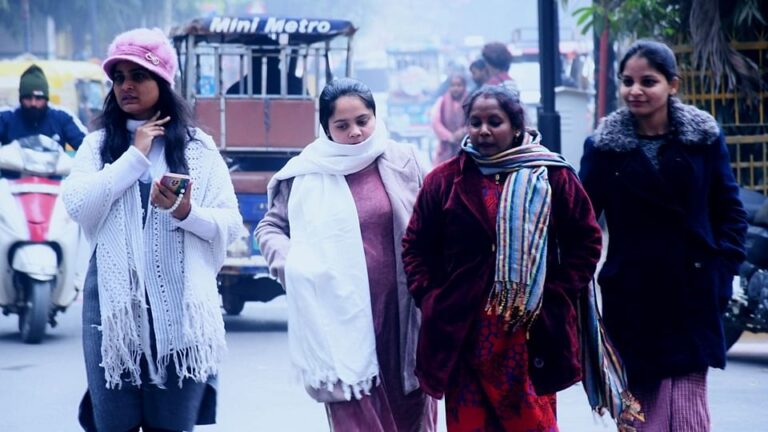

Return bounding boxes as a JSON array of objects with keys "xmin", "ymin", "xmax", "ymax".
[
  {"xmin": 723, "ymin": 186, "xmax": 768, "ymax": 349},
  {"xmin": 0, "ymin": 134, "xmax": 80, "ymax": 343},
  {"xmin": 170, "ymin": 14, "xmax": 357, "ymax": 315}
]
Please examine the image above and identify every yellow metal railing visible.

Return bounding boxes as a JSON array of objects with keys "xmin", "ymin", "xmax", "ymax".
[{"xmin": 674, "ymin": 39, "xmax": 768, "ymax": 193}]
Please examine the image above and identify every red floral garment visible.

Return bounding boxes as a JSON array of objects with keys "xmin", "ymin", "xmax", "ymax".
[{"xmin": 444, "ymin": 174, "xmax": 558, "ymax": 432}]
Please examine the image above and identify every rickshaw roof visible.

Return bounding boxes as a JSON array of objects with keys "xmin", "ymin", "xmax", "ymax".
[
  {"xmin": 0, "ymin": 59, "xmax": 105, "ymax": 97},
  {"xmin": 170, "ymin": 15, "xmax": 356, "ymax": 45},
  {"xmin": 0, "ymin": 59, "xmax": 104, "ymax": 81}
]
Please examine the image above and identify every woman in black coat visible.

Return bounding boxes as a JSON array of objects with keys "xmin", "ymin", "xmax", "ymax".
[{"xmin": 580, "ymin": 40, "xmax": 747, "ymax": 431}]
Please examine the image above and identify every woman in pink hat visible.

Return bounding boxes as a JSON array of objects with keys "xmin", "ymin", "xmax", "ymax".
[{"xmin": 62, "ymin": 28, "xmax": 242, "ymax": 432}]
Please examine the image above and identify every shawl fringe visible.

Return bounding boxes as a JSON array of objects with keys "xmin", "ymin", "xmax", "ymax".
[
  {"xmin": 99, "ymin": 298, "xmax": 144, "ymax": 389},
  {"xmin": 301, "ymin": 370, "xmax": 379, "ymax": 401}
]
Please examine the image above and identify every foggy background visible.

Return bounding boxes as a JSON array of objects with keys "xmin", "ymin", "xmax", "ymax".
[{"xmin": 0, "ymin": 0, "xmax": 592, "ymax": 62}]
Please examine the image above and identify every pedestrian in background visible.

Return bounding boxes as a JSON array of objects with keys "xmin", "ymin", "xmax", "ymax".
[
  {"xmin": 579, "ymin": 40, "xmax": 747, "ymax": 431},
  {"xmin": 481, "ymin": 42, "xmax": 518, "ymax": 93},
  {"xmin": 62, "ymin": 27, "xmax": 242, "ymax": 432},
  {"xmin": 468, "ymin": 58, "xmax": 489, "ymax": 90},
  {"xmin": 256, "ymin": 77, "xmax": 437, "ymax": 431},
  {"xmin": 403, "ymin": 84, "xmax": 602, "ymax": 431},
  {"xmin": 431, "ymin": 72, "xmax": 467, "ymax": 165}
]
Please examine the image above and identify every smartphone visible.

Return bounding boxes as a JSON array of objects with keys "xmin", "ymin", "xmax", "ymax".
[{"xmin": 159, "ymin": 173, "xmax": 191, "ymax": 195}]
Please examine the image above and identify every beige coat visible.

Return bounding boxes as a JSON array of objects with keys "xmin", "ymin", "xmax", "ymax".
[{"xmin": 255, "ymin": 141, "xmax": 427, "ymax": 396}]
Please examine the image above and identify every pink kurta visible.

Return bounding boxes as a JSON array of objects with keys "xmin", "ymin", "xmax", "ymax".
[{"xmin": 325, "ymin": 163, "xmax": 436, "ymax": 432}]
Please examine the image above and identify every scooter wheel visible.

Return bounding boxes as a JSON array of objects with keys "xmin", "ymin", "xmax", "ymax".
[
  {"xmin": 222, "ymin": 293, "xmax": 245, "ymax": 316},
  {"xmin": 18, "ymin": 280, "xmax": 52, "ymax": 344}
]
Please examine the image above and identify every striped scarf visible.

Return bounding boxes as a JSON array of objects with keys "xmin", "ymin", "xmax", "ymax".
[
  {"xmin": 579, "ymin": 281, "xmax": 645, "ymax": 430},
  {"xmin": 463, "ymin": 130, "xmax": 572, "ymax": 330}
]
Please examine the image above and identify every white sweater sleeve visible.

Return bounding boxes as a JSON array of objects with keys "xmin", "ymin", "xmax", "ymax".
[
  {"xmin": 186, "ymin": 136, "xmax": 243, "ymax": 270},
  {"xmin": 172, "ymin": 204, "xmax": 219, "ymax": 241},
  {"xmin": 113, "ymin": 147, "xmax": 150, "ymax": 193},
  {"xmin": 61, "ymin": 132, "xmax": 149, "ymax": 234}
]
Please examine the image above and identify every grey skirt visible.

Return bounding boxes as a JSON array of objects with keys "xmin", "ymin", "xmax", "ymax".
[{"xmin": 78, "ymin": 253, "xmax": 217, "ymax": 432}]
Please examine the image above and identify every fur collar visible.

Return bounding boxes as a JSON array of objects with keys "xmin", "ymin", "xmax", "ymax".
[{"xmin": 593, "ymin": 98, "xmax": 720, "ymax": 151}]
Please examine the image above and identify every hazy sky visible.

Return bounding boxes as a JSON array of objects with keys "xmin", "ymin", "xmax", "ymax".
[{"xmin": 264, "ymin": 0, "xmax": 592, "ymax": 54}]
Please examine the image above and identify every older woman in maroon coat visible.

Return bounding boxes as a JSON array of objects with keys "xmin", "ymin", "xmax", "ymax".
[{"xmin": 402, "ymin": 85, "xmax": 602, "ymax": 431}]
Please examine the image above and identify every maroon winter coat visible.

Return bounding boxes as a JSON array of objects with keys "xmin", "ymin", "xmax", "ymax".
[{"xmin": 402, "ymin": 152, "xmax": 602, "ymax": 398}]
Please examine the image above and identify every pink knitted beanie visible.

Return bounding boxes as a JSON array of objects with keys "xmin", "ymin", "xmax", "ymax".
[{"xmin": 102, "ymin": 28, "xmax": 178, "ymax": 87}]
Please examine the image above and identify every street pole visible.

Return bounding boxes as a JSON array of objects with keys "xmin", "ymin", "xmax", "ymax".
[
  {"xmin": 537, "ymin": 0, "xmax": 561, "ymax": 153},
  {"xmin": 594, "ymin": 22, "xmax": 617, "ymax": 125}
]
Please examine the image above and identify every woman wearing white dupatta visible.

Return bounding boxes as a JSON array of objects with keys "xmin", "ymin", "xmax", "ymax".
[{"xmin": 256, "ymin": 78, "xmax": 437, "ymax": 431}]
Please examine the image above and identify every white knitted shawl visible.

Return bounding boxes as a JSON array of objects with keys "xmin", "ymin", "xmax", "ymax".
[{"xmin": 62, "ymin": 128, "xmax": 242, "ymax": 388}]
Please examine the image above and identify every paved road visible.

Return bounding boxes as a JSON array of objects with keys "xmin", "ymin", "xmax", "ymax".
[{"xmin": 1, "ymin": 297, "xmax": 767, "ymax": 431}]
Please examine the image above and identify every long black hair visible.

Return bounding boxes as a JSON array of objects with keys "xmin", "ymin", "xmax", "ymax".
[
  {"xmin": 97, "ymin": 67, "xmax": 194, "ymax": 174},
  {"xmin": 318, "ymin": 78, "xmax": 376, "ymax": 139}
]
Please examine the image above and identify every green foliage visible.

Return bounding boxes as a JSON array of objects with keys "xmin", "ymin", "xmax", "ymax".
[
  {"xmin": 568, "ymin": 0, "xmax": 683, "ymax": 41},
  {"xmin": 567, "ymin": 0, "xmax": 767, "ymax": 43},
  {"xmin": 567, "ymin": 0, "xmax": 767, "ymax": 98}
]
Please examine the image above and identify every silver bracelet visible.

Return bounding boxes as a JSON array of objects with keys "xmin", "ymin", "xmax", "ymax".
[{"xmin": 155, "ymin": 189, "xmax": 185, "ymax": 214}]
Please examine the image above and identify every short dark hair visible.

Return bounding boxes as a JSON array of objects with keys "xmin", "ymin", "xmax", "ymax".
[
  {"xmin": 463, "ymin": 85, "xmax": 526, "ymax": 131},
  {"xmin": 469, "ymin": 58, "xmax": 486, "ymax": 71},
  {"xmin": 318, "ymin": 78, "xmax": 376, "ymax": 138},
  {"xmin": 481, "ymin": 42, "xmax": 513, "ymax": 71},
  {"xmin": 618, "ymin": 40, "xmax": 679, "ymax": 82}
]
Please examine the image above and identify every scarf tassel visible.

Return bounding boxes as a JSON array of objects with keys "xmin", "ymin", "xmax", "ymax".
[
  {"xmin": 162, "ymin": 296, "xmax": 229, "ymax": 386},
  {"xmin": 485, "ymin": 280, "xmax": 539, "ymax": 330},
  {"xmin": 98, "ymin": 262, "xmax": 146, "ymax": 390},
  {"xmin": 579, "ymin": 281, "xmax": 645, "ymax": 430},
  {"xmin": 98, "ymin": 304, "xmax": 144, "ymax": 389}
]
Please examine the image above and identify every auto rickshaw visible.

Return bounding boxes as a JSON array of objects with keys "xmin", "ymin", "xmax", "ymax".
[{"xmin": 170, "ymin": 14, "xmax": 357, "ymax": 314}]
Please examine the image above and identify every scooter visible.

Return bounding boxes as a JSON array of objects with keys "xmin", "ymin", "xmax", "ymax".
[
  {"xmin": 723, "ymin": 187, "xmax": 768, "ymax": 350},
  {"xmin": 0, "ymin": 134, "xmax": 80, "ymax": 343}
]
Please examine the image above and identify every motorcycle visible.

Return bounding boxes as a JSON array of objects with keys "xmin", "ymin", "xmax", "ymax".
[
  {"xmin": 0, "ymin": 134, "xmax": 80, "ymax": 343},
  {"xmin": 723, "ymin": 186, "xmax": 768, "ymax": 350}
]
